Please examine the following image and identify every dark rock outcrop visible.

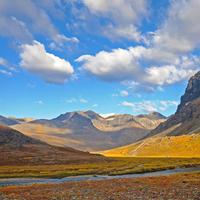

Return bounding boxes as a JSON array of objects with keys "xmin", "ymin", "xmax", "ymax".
[
  {"xmin": 177, "ymin": 71, "xmax": 200, "ymax": 112},
  {"xmin": 149, "ymin": 71, "xmax": 200, "ymax": 137}
]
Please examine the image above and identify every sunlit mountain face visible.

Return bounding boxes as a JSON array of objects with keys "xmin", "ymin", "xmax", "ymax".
[{"xmin": 1, "ymin": 0, "xmax": 199, "ymax": 120}]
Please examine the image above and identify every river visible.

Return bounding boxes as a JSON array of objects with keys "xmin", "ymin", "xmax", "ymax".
[{"xmin": 0, "ymin": 166, "xmax": 200, "ymax": 187}]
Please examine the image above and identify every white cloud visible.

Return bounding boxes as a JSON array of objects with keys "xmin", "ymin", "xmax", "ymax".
[
  {"xmin": 49, "ymin": 34, "xmax": 79, "ymax": 50},
  {"xmin": 153, "ymin": 0, "xmax": 200, "ymax": 53},
  {"xmin": 82, "ymin": 0, "xmax": 148, "ymax": 41},
  {"xmin": 0, "ymin": 69, "xmax": 12, "ymax": 76},
  {"xmin": 145, "ymin": 65, "xmax": 197, "ymax": 86},
  {"xmin": 0, "ymin": 0, "xmax": 78, "ymax": 46},
  {"xmin": 0, "ymin": 16, "xmax": 33, "ymax": 42},
  {"xmin": 76, "ymin": 48, "xmax": 139, "ymax": 81},
  {"xmin": 20, "ymin": 41, "xmax": 74, "ymax": 84},
  {"xmin": 159, "ymin": 100, "xmax": 178, "ymax": 111},
  {"xmin": 121, "ymin": 100, "xmax": 178, "ymax": 114},
  {"xmin": 121, "ymin": 101, "xmax": 135, "ymax": 108},
  {"xmin": 120, "ymin": 90, "xmax": 129, "ymax": 97},
  {"xmin": 77, "ymin": 45, "xmax": 199, "ymax": 88},
  {"xmin": 0, "ymin": 0, "xmax": 56, "ymax": 42},
  {"xmin": 0, "ymin": 57, "xmax": 16, "ymax": 76},
  {"xmin": 76, "ymin": 0, "xmax": 200, "ymax": 90},
  {"xmin": 77, "ymin": 46, "xmax": 177, "ymax": 83}
]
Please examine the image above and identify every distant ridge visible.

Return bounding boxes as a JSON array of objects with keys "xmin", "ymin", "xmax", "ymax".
[{"xmin": 11, "ymin": 110, "xmax": 166, "ymax": 151}]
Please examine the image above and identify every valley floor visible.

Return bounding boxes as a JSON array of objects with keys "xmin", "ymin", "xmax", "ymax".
[
  {"xmin": 0, "ymin": 158, "xmax": 200, "ymax": 178},
  {"xmin": 0, "ymin": 172, "xmax": 200, "ymax": 200}
]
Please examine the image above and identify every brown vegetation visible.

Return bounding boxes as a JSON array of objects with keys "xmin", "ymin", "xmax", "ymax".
[{"xmin": 0, "ymin": 172, "xmax": 199, "ymax": 200}]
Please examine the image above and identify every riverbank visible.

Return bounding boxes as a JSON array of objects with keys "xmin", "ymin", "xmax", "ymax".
[
  {"xmin": 0, "ymin": 166, "xmax": 200, "ymax": 187},
  {"xmin": 1, "ymin": 172, "xmax": 200, "ymax": 200}
]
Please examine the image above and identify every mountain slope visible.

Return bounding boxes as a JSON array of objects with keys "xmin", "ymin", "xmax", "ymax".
[
  {"xmin": 0, "ymin": 115, "xmax": 20, "ymax": 126},
  {"xmin": 0, "ymin": 125, "xmax": 104, "ymax": 165},
  {"xmin": 102, "ymin": 134, "xmax": 200, "ymax": 157},
  {"xmin": 102, "ymin": 71, "xmax": 200, "ymax": 157},
  {"xmin": 12, "ymin": 111, "xmax": 165, "ymax": 151}
]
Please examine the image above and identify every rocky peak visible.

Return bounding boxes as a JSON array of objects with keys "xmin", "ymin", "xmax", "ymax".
[
  {"xmin": 83, "ymin": 110, "xmax": 103, "ymax": 120},
  {"xmin": 137, "ymin": 112, "xmax": 166, "ymax": 120},
  {"xmin": 177, "ymin": 71, "xmax": 200, "ymax": 112},
  {"xmin": 148, "ymin": 71, "xmax": 200, "ymax": 137}
]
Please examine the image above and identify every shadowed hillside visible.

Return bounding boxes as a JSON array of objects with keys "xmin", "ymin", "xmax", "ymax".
[{"xmin": 0, "ymin": 125, "xmax": 104, "ymax": 165}]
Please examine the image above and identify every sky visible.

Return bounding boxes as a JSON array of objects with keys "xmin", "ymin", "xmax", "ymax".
[{"xmin": 0, "ymin": 0, "xmax": 200, "ymax": 119}]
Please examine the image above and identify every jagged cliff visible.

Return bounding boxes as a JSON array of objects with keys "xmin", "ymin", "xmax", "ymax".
[{"xmin": 149, "ymin": 71, "xmax": 200, "ymax": 136}]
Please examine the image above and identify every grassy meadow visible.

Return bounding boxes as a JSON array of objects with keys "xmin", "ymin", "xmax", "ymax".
[{"xmin": 0, "ymin": 157, "xmax": 200, "ymax": 178}]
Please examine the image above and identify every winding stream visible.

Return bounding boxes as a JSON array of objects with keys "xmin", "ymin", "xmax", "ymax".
[{"xmin": 0, "ymin": 166, "xmax": 200, "ymax": 187}]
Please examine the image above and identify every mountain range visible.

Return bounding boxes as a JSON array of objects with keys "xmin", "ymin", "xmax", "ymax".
[
  {"xmin": 103, "ymin": 71, "xmax": 200, "ymax": 157},
  {"xmin": 1, "ymin": 71, "xmax": 200, "ymax": 157},
  {"xmin": 9, "ymin": 111, "xmax": 165, "ymax": 151}
]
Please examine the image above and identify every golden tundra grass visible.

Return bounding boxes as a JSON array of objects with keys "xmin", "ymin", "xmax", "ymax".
[
  {"xmin": 102, "ymin": 135, "xmax": 200, "ymax": 157},
  {"xmin": 0, "ymin": 157, "xmax": 200, "ymax": 178}
]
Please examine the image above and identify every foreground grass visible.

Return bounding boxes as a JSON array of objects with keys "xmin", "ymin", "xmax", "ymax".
[
  {"xmin": 0, "ymin": 157, "xmax": 200, "ymax": 179},
  {"xmin": 0, "ymin": 172, "xmax": 200, "ymax": 200}
]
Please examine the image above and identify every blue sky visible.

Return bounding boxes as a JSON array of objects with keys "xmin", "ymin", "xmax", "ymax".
[{"xmin": 0, "ymin": 0, "xmax": 199, "ymax": 119}]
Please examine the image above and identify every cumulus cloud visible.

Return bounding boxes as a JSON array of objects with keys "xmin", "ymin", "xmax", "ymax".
[
  {"xmin": 121, "ymin": 100, "xmax": 178, "ymax": 113},
  {"xmin": 145, "ymin": 65, "xmax": 197, "ymax": 86},
  {"xmin": 153, "ymin": 0, "xmax": 200, "ymax": 53},
  {"xmin": 82, "ymin": 0, "xmax": 148, "ymax": 41},
  {"xmin": 76, "ymin": 48, "xmax": 139, "ymax": 81},
  {"xmin": 20, "ymin": 41, "xmax": 74, "ymax": 84},
  {"xmin": 76, "ymin": 0, "xmax": 200, "ymax": 90},
  {"xmin": 77, "ymin": 45, "xmax": 199, "ymax": 88}
]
